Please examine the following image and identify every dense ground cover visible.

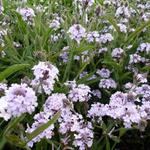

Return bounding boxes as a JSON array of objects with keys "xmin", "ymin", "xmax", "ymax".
[{"xmin": 0, "ymin": 0, "xmax": 150, "ymax": 149}]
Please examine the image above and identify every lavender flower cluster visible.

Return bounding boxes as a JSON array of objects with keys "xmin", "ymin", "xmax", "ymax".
[{"xmin": 1, "ymin": 0, "xmax": 150, "ymax": 149}]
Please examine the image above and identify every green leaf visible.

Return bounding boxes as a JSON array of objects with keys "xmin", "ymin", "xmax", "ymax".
[
  {"xmin": 75, "ymin": 44, "xmax": 95, "ymax": 54},
  {"xmin": 0, "ymin": 137, "xmax": 7, "ymax": 150},
  {"xmin": 106, "ymin": 137, "xmax": 110, "ymax": 150},
  {"xmin": 142, "ymin": 66, "xmax": 150, "ymax": 71},
  {"xmin": 62, "ymin": 47, "xmax": 74, "ymax": 82},
  {"xmin": 26, "ymin": 111, "xmax": 61, "ymax": 143},
  {"xmin": 110, "ymin": 135, "xmax": 120, "ymax": 143},
  {"xmin": 119, "ymin": 128, "xmax": 127, "ymax": 138},
  {"xmin": 0, "ymin": 64, "xmax": 30, "ymax": 82},
  {"xmin": 125, "ymin": 19, "xmax": 150, "ymax": 44},
  {"xmin": 102, "ymin": 60, "xmax": 119, "ymax": 69},
  {"xmin": 4, "ymin": 115, "xmax": 26, "ymax": 135},
  {"xmin": 5, "ymin": 135, "xmax": 26, "ymax": 148},
  {"xmin": 120, "ymin": 72, "xmax": 132, "ymax": 80}
]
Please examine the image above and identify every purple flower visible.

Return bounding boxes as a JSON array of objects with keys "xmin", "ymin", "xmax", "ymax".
[
  {"xmin": 99, "ymin": 78, "xmax": 117, "ymax": 89},
  {"xmin": 68, "ymin": 83, "xmax": 91, "ymax": 102},
  {"xmin": 68, "ymin": 24, "xmax": 86, "ymax": 44},
  {"xmin": 31, "ymin": 61, "xmax": 59, "ymax": 94},
  {"xmin": 3, "ymin": 83, "xmax": 37, "ymax": 117},
  {"xmin": 26, "ymin": 111, "xmax": 54, "ymax": 147},
  {"xmin": 111, "ymin": 48, "xmax": 124, "ymax": 59},
  {"xmin": 96, "ymin": 68, "xmax": 110, "ymax": 78}
]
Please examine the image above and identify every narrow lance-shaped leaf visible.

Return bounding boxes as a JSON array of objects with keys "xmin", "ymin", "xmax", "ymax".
[
  {"xmin": 5, "ymin": 135, "xmax": 26, "ymax": 148},
  {"xmin": 4, "ymin": 114, "xmax": 26, "ymax": 135},
  {"xmin": 125, "ymin": 19, "xmax": 150, "ymax": 44},
  {"xmin": 3, "ymin": 114, "xmax": 25, "ymax": 136},
  {"xmin": 0, "ymin": 64, "xmax": 30, "ymax": 82}
]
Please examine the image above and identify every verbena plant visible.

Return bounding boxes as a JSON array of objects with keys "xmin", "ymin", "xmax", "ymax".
[{"xmin": 0, "ymin": 0, "xmax": 150, "ymax": 149}]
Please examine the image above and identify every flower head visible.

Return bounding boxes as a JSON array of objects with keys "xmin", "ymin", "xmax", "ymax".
[{"xmin": 3, "ymin": 83, "xmax": 37, "ymax": 117}]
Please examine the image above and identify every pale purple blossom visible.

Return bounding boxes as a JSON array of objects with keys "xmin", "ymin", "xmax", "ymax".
[
  {"xmin": 74, "ymin": 0, "xmax": 94, "ymax": 7},
  {"xmin": 49, "ymin": 14, "xmax": 63, "ymax": 30},
  {"xmin": 88, "ymin": 103, "xmax": 104, "ymax": 121},
  {"xmin": 137, "ymin": 43, "xmax": 150, "ymax": 54},
  {"xmin": 129, "ymin": 53, "xmax": 142, "ymax": 64},
  {"xmin": 81, "ymin": 0, "xmax": 95, "ymax": 7},
  {"xmin": 50, "ymin": 32, "xmax": 63, "ymax": 42},
  {"xmin": 141, "ymin": 12, "xmax": 150, "ymax": 22},
  {"xmin": 87, "ymin": 74, "xmax": 97, "ymax": 80},
  {"xmin": 0, "ymin": 2, "xmax": 4, "ymax": 15},
  {"xmin": 79, "ymin": 71, "xmax": 88, "ymax": 79},
  {"xmin": 60, "ymin": 46, "xmax": 69, "ymax": 63},
  {"xmin": 44, "ymin": 93, "xmax": 67, "ymax": 116},
  {"xmin": 68, "ymin": 24, "xmax": 86, "ymax": 44},
  {"xmin": 91, "ymin": 89, "xmax": 102, "ymax": 98},
  {"xmin": 115, "ymin": 6, "xmax": 131, "ymax": 18},
  {"xmin": 135, "ymin": 73, "xmax": 148, "ymax": 83},
  {"xmin": 99, "ymin": 78, "xmax": 117, "ymax": 89},
  {"xmin": 68, "ymin": 84, "xmax": 91, "ymax": 102},
  {"xmin": 98, "ymin": 47, "xmax": 108, "ymax": 54},
  {"xmin": 0, "ymin": 83, "xmax": 7, "ymax": 95},
  {"xmin": 3, "ymin": 83, "xmax": 37, "ymax": 117},
  {"xmin": 117, "ymin": 23, "xmax": 127, "ymax": 33},
  {"xmin": 31, "ymin": 61, "xmax": 59, "ymax": 94},
  {"xmin": 122, "ymin": 104, "xmax": 141, "ymax": 128},
  {"xmin": 59, "ymin": 111, "xmax": 83, "ymax": 134},
  {"xmin": 0, "ymin": 97, "xmax": 11, "ymax": 120},
  {"xmin": 86, "ymin": 31, "xmax": 100, "ymax": 43},
  {"xmin": 111, "ymin": 48, "xmax": 124, "ymax": 59},
  {"xmin": 96, "ymin": 68, "xmax": 110, "ymax": 78},
  {"xmin": 49, "ymin": 19, "xmax": 60, "ymax": 30},
  {"xmin": 16, "ymin": 7, "xmax": 35, "ymax": 24},
  {"xmin": 134, "ymin": 84, "xmax": 150, "ymax": 102},
  {"xmin": 109, "ymin": 92, "xmax": 127, "ymax": 106},
  {"xmin": 26, "ymin": 111, "xmax": 54, "ymax": 147},
  {"xmin": 124, "ymin": 82, "xmax": 135, "ymax": 89},
  {"xmin": 99, "ymin": 33, "xmax": 114, "ymax": 44},
  {"xmin": 73, "ymin": 122, "xmax": 93, "ymax": 150}
]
